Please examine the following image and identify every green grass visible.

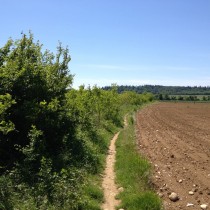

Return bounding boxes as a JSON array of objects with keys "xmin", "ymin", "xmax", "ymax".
[
  {"xmin": 81, "ymin": 175, "xmax": 104, "ymax": 210},
  {"xmin": 115, "ymin": 113, "xmax": 162, "ymax": 210}
]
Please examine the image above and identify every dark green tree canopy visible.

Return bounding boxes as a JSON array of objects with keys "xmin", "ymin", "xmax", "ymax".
[
  {"xmin": 0, "ymin": 33, "xmax": 73, "ymax": 171},
  {"xmin": 0, "ymin": 33, "xmax": 73, "ymax": 100}
]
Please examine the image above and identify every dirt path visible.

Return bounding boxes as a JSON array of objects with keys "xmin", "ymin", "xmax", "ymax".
[
  {"xmin": 101, "ymin": 116, "xmax": 128, "ymax": 210},
  {"xmin": 101, "ymin": 132, "xmax": 120, "ymax": 210},
  {"xmin": 136, "ymin": 102, "xmax": 210, "ymax": 210}
]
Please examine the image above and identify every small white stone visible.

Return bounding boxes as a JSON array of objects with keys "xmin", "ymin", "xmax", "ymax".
[
  {"xmin": 169, "ymin": 192, "xmax": 179, "ymax": 202},
  {"xmin": 187, "ymin": 203, "xmax": 194, "ymax": 207},
  {"xmin": 200, "ymin": 204, "xmax": 208, "ymax": 209},
  {"xmin": 118, "ymin": 187, "xmax": 124, "ymax": 192},
  {"xmin": 178, "ymin": 179, "xmax": 183, "ymax": 183},
  {"xmin": 188, "ymin": 191, "xmax": 194, "ymax": 195},
  {"xmin": 158, "ymin": 193, "xmax": 164, "ymax": 198}
]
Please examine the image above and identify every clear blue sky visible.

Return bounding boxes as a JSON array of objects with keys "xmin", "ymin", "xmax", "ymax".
[{"xmin": 1, "ymin": 0, "xmax": 209, "ymax": 88}]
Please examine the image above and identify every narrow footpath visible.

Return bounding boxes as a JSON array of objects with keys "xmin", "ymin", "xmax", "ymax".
[
  {"xmin": 101, "ymin": 132, "xmax": 120, "ymax": 210},
  {"xmin": 101, "ymin": 117, "xmax": 128, "ymax": 210}
]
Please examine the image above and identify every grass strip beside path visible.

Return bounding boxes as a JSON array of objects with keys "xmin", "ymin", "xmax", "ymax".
[{"xmin": 115, "ymin": 112, "xmax": 162, "ymax": 210}]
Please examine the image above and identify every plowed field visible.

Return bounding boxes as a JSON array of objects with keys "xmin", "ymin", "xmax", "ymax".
[{"xmin": 136, "ymin": 102, "xmax": 210, "ymax": 210}]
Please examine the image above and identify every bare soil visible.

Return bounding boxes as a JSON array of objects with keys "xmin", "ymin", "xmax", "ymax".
[{"xmin": 136, "ymin": 102, "xmax": 210, "ymax": 210}]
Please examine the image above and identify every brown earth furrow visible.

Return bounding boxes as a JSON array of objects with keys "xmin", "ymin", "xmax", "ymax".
[{"xmin": 136, "ymin": 102, "xmax": 210, "ymax": 210}]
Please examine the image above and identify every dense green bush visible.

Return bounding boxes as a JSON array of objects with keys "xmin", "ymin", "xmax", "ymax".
[{"xmin": 0, "ymin": 33, "xmax": 99, "ymax": 209}]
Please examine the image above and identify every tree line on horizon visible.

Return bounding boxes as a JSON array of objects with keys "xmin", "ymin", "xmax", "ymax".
[
  {"xmin": 157, "ymin": 94, "xmax": 210, "ymax": 101},
  {"xmin": 103, "ymin": 85, "xmax": 210, "ymax": 96}
]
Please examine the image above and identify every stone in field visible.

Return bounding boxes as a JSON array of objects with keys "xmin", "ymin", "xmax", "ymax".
[
  {"xmin": 188, "ymin": 191, "xmax": 194, "ymax": 195},
  {"xmin": 186, "ymin": 203, "xmax": 194, "ymax": 207},
  {"xmin": 200, "ymin": 204, "xmax": 208, "ymax": 209},
  {"xmin": 169, "ymin": 192, "xmax": 179, "ymax": 202}
]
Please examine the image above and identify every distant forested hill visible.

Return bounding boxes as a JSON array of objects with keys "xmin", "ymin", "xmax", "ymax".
[{"xmin": 102, "ymin": 85, "xmax": 210, "ymax": 95}]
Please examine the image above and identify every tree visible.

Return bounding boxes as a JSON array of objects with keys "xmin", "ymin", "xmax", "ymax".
[
  {"xmin": 0, "ymin": 94, "xmax": 15, "ymax": 135},
  {"xmin": 0, "ymin": 33, "xmax": 73, "ymax": 171},
  {"xmin": 178, "ymin": 96, "xmax": 184, "ymax": 100},
  {"xmin": 164, "ymin": 94, "xmax": 170, "ymax": 100},
  {"xmin": 158, "ymin": 94, "xmax": 163, "ymax": 100},
  {"xmin": 171, "ymin": 96, "xmax": 177, "ymax": 100},
  {"xmin": 202, "ymin": 96, "xmax": 207, "ymax": 101}
]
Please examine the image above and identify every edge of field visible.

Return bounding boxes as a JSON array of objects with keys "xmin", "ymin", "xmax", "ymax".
[{"xmin": 115, "ymin": 105, "xmax": 163, "ymax": 210}]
